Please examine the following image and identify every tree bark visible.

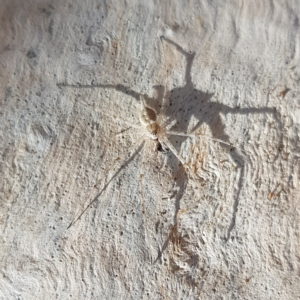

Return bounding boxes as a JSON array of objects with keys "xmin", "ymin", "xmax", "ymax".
[{"xmin": 0, "ymin": 1, "xmax": 299, "ymax": 299}]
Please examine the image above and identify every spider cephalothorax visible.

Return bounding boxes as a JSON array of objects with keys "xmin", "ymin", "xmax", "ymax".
[
  {"xmin": 139, "ymin": 98, "xmax": 158, "ymax": 138},
  {"xmin": 139, "ymin": 95, "xmax": 169, "ymax": 153}
]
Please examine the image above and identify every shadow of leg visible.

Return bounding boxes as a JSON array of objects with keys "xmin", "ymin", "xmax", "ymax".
[
  {"xmin": 225, "ymin": 148, "xmax": 245, "ymax": 242},
  {"xmin": 153, "ymin": 164, "xmax": 188, "ymax": 264}
]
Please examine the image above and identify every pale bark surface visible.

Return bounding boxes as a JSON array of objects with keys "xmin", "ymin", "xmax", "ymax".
[{"xmin": 0, "ymin": 1, "xmax": 299, "ymax": 299}]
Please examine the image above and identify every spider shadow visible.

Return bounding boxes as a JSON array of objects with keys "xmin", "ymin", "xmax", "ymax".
[
  {"xmin": 149, "ymin": 37, "xmax": 282, "ymax": 265},
  {"xmin": 57, "ymin": 36, "xmax": 282, "ymax": 261}
]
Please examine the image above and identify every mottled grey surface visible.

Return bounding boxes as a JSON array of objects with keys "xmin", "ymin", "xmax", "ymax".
[{"xmin": 0, "ymin": 0, "xmax": 299, "ymax": 299}]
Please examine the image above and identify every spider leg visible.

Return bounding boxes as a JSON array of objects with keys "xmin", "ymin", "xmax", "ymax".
[
  {"xmin": 160, "ymin": 94, "xmax": 169, "ymax": 118},
  {"xmin": 67, "ymin": 138, "xmax": 145, "ymax": 229},
  {"xmin": 159, "ymin": 135, "xmax": 206, "ymax": 187},
  {"xmin": 93, "ymin": 135, "xmax": 145, "ymax": 189},
  {"xmin": 159, "ymin": 136, "xmax": 187, "ymax": 168},
  {"xmin": 160, "ymin": 119, "xmax": 176, "ymax": 131}
]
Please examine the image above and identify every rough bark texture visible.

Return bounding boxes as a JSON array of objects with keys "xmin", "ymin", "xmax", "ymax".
[{"xmin": 1, "ymin": 1, "xmax": 299, "ymax": 299}]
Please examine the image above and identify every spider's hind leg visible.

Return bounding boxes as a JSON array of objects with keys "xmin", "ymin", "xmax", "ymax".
[{"xmin": 67, "ymin": 138, "xmax": 145, "ymax": 229}]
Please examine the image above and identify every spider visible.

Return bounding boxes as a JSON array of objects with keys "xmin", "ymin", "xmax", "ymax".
[
  {"xmin": 59, "ymin": 36, "xmax": 277, "ymax": 241},
  {"xmin": 63, "ymin": 91, "xmax": 230, "ymax": 229}
]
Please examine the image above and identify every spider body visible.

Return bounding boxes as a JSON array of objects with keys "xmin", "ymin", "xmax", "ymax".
[{"xmin": 139, "ymin": 96, "xmax": 169, "ymax": 153}]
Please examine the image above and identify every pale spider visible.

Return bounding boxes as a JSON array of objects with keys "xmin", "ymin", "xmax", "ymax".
[
  {"xmin": 63, "ymin": 91, "xmax": 230, "ymax": 229},
  {"xmin": 59, "ymin": 36, "xmax": 276, "ymax": 241}
]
